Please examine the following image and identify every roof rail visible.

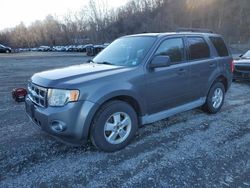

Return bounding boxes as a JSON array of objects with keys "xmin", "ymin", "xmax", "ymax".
[{"xmin": 176, "ymin": 28, "xmax": 214, "ymax": 33}]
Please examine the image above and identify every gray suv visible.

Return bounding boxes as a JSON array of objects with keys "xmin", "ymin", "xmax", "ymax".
[{"xmin": 25, "ymin": 32, "xmax": 233, "ymax": 152}]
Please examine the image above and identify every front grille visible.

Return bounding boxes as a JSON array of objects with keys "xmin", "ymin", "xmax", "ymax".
[
  {"xmin": 235, "ymin": 65, "xmax": 250, "ymax": 72},
  {"xmin": 28, "ymin": 82, "xmax": 48, "ymax": 107}
]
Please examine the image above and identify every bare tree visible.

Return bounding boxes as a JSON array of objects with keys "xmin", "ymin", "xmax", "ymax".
[{"xmin": 1, "ymin": 0, "xmax": 250, "ymax": 48}]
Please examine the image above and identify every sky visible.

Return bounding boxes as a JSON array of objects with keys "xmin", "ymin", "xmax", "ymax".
[{"xmin": 0, "ymin": 0, "xmax": 129, "ymax": 30}]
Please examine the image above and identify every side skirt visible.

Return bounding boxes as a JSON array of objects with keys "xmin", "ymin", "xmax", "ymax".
[{"xmin": 141, "ymin": 97, "xmax": 206, "ymax": 125}]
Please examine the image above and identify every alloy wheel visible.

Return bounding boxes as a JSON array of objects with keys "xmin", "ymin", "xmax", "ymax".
[{"xmin": 104, "ymin": 112, "xmax": 132, "ymax": 144}]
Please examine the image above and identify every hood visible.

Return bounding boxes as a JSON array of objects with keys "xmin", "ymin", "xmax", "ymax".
[
  {"xmin": 31, "ymin": 63, "xmax": 132, "ymax": 88},
  {"xmin": 234, "ymin": 59, "xmax": 250, "ymax": 64}
]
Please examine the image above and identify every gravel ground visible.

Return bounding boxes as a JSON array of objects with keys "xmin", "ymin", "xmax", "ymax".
[{"xmin": 0, "ymin": 52, "xmax": 249, "ymax": 188}]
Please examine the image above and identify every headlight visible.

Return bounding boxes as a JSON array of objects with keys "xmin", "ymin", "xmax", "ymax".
[{"xmin": 48, "ymin": 89, "xmax": 79, "ymax": 106}]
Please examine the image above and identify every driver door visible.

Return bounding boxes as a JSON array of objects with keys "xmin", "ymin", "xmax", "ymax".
[{"xmin": 145, "ymin": 37, "xmax": 190, "ymax": 114}]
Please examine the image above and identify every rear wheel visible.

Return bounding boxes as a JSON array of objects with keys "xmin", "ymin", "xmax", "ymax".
[
  {"xmin": 6, "ymin": 50, "xmax": 10, "ymax": 53},
  {"xmin": 202, "ymin": 82, "xmax": 225, "ymax": 114},
  {"xmin": 90, "ymin": 100, "xmax": 138, "ymax": 152}
]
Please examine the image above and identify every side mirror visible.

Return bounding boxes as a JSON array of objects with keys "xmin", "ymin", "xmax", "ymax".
[{"xmin": 149, "ymin": 55, "xmax": 171, "ymax": 68}]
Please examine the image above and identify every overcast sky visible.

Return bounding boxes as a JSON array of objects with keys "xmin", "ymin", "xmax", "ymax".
[{"xmin": 0, "ymin": 0, "xmax": 129, "ymax": 30}]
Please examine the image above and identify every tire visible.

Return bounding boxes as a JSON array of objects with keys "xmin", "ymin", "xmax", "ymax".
[
  {"xmin": 202, "ymin": 82, "xmax": 225, "ymax": 114},
  {"xmin": 6, "ymin": 50, "xmax": 10, "ymax": 53},
  {"xmin": 90, "ymin": 100, "xmax": 138, "ymax": 152}
]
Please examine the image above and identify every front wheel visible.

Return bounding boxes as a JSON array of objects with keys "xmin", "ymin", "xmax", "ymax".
[
  {"xmin": 202, "ymin": 82, "xmax": 225, "ymax": 114},
  {"xmin": 90, "ymin": 100, "xmax": 138, "ymax": 152}
]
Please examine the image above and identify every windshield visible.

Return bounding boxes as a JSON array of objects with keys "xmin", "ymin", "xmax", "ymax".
[
  {"xmin": 93, "ymin": 36, "xmax": 156, "ymax": 66},
  {"xmin": 242, "ymin": 50, "xmax": 250, "ymax": 58}
]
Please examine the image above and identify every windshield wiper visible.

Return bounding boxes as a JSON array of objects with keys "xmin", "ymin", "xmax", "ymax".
[
  {"xmin": 87, "ymin": 60, "xmax": 114, "ymax": 65},
  {"xmin": 97, "ymin": 61, "xmax": 114, "ymax": 65}
]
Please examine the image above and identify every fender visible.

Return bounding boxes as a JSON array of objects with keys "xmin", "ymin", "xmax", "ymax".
[
  {"xmin": 88, "ymin": 82, "xmax": 146, "ymax": 114},
  {"xmin": 205, "ymin": 71, "xmax": 229, "ymax": 96},
  {"xmin": 80, "ymin": 82, "xmax": 147, "ymax": 140}
]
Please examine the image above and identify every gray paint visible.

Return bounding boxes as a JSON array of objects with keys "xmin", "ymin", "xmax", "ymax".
[{"xmin": 25, "ymin": 32, "xmax": 233, "ymax": 145}]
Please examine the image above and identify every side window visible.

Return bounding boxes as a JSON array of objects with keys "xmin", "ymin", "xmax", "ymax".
[
  {"xmin": 187, "ymin": 37, "xmax": 210, "ymax": 60},
  {"xmin": 209, "ymin": 37, "xmax": 229, "ymax": 57},
  {"xmin": 155, "ymin": 38, "xmax": 184, "ymax": 63}
]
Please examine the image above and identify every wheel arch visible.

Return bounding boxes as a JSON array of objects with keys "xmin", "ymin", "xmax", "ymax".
[
  {"xmin": 104, "ymin": 95, "xmax": 143, "ymax": 116},
  {"xmin": 206, "ymin": 74, "xmax": 229, "ymax": 96},
  {"xmin": 214, "ymin": 75, "xmax": 228, "ymax": 91},
  {"xmin": 83, "ymin": 93, "xmax": 145, "ymax": 140},
  {"xmin": 213, "ymin": 75, "xmax": 228, "ymax": 91}
]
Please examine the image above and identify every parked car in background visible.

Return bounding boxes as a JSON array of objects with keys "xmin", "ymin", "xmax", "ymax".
[
  {"xmin": 0, "ymin": 44, "xmax": 12, "ymax": 53},
  {"xmin": 18, "ymin": 48, "xmax": 30, "ymax": 52},
  {"xmin": 63, "ymin": 45, "xmax": 70, "ymax": 52},
  {"xmin": 12, "ymin": 43, "xmax": 109, "ymax": 54},
  {"xmin": 38, "ymin": 46, "xmax": 51, "ymax": 52},
  {"xmin": 66, "ymin": 45, "xmax": 78, "ymax": 52},
  {"xmin": 77, "ymin": 45, "xmax": 87, "ymax": 52},
  {"xmin": 233, "ymin": 50, "xmax": 250, "ymax": 81},
  {"xmin": 93, "ymin": 44, "xmax": 105, "ymax": 55},
  {"xmin": 54, "ymin": 46, "xmax": 67, "ymax": 52},
  {"xmin": 86, "ymin": 44, "xmax": 108, "ymax": 56},
  {"xmin": 25, "ymin": 31, "xmax": 233, "ymax": 152},
  {"xmin": 86, "ymin": 44, "xmax": 94, "ymax": 56}
]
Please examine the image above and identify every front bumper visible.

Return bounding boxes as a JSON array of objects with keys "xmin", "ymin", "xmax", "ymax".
[{"xmin": 25, "ymin": 96, "xmax": 98, "ymax": 145}]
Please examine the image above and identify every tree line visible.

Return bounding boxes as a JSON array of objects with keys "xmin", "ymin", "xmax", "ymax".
[{"xmin": 0, "ymin": 0, "xmax": 250, "ymax": 48}]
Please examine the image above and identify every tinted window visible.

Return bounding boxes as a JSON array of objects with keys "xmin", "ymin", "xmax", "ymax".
[
  {"xmin": 155, "ymin": 38, "xmax": 184, "ymax": 63},
  {"xmin": 187, "ymin": 37, "xmax": 210, "ymax": 60},
  {"xmin": 209, "ymin": 37, "xmax": 229, "ymax": 57}
]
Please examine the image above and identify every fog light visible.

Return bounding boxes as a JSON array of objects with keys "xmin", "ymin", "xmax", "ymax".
[{"xmin": 51, "ymin": 121, "xmax": 66, "ymax": 133}]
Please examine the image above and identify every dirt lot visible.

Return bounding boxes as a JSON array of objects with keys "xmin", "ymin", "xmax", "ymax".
[{"xmin": 0, "ymin": 52, "xmax": 249, "ymax": 188}]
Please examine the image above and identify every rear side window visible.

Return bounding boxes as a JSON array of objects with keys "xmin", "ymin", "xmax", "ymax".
[
  {"xmin": 209, "ymin": 37, "xmax": 229, "ymax": 57},
  {"xmin": 155, "ymin": 38, "xmax": 184, "ymax": 63},
  {"xmin": 187, "ymin": 37, "xmax": 210, "ymax": 60}
]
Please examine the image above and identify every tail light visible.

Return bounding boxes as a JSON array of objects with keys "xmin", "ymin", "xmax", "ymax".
[{"xmin": 230, "ymin": 60, "xmax": 234, "ymax": 73}]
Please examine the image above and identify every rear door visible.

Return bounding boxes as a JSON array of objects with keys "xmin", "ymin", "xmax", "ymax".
[
  {"xmin": 185, "ymin": 36, "xmax": 217, "ymax": 101},
  {"xmin": 145, "ymin": 37, "xmax": 190, "ymax": 114}
]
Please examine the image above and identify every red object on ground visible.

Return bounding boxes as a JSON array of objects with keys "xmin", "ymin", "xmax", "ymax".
[{"xmin": 12, "ymin": 88, "xmax": 27, "ymax": 102}]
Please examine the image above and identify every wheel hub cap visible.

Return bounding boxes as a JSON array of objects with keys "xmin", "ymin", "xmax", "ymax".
[
  {"xmin": 212, "ymin": 88, "xmax": 223, "ymax": 109},
  {"xmin": 104, "ymin": 112, "xmax": 132, "ymax": 145}
]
